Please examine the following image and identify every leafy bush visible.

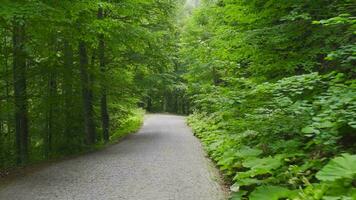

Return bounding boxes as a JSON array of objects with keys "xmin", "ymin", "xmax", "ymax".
[
  {"xmin": 109, "ymin": 108, "xmax": 145, "ymax": 142},
  {"xmin": 188, "ymin": 72, "xmax": 356, "ymax": 199}
]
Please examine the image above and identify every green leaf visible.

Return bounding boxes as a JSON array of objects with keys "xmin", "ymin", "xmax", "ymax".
[
  {"xmin": 249, "ymin": 186, "xmax": 296, "ymax": 200},
  {"xmin": 319, "ymin": 121, "xmax": 334, "ymax": 128},
  {"xmin": 243, "ymin": 156, "xmax": 282, "ymax": 171},
  {"xmin": 236, "ymin": 146, "xmax": 262, "ymax": 158},
  {"xmin": 234, "ymin": 177, "xmax": 262, "ymax": 187},
  {"xmin": 302, "ymin": 126, "xmax": 319, "ymax": 134},
  {"xmin": 348, "ymin": 121, "xmax": 356, "ymax": 128},
  {"xmin": 230, "ymin": 191, "xmax": 248, "ymax": 200},
  {"xmin": 316, "ymin": 154, "xmax": 356, "ymax": 182}
]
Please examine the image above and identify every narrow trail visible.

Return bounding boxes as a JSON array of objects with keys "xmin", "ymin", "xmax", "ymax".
[{"xmin": 0, "ymin": 114, "xmax": 226, "ymax": 200}]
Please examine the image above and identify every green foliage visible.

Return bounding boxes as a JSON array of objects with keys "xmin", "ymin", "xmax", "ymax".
[
  {"xmin": 110, "ymin": 108, "xmax": 145, "ymax": 142},
  {"xmin": 316, "ymin": 154, "xmax": 356, "ymax": 182},
  {"xmin": 0, "ymin": 0, "xmax": 181, "ymax": 169},
  {"xmin": 296, "ymin": 154, "xmax": 356, "ymax": 199},
  {"xmin": 187, "ymin": 72, "xmax": 356, "ymax": 199},
  {"xmin": 249, "ymin": 186, "xmax": 297, "ymax": 200},
  {"xmin": 181, "ymin": 0, "xmax": 355, "ymax": 198}
]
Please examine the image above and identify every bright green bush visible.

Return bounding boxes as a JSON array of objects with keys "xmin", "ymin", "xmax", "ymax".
[
  {"xmin": 188, "ymin": 72, "xmax": 356, "ymax": 199},
  {"xmin": 109, "ymin": 108, "xmax": 145, "ymax": 142}
]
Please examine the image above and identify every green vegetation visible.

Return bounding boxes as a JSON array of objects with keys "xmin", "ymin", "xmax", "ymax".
[
  {"xmin": 0, "ymin": 0, "xmax": 355, "ymax": 199},
  {"xmin": 182, "ymin": 0, "xmax": 356, "ymax": 199},
  {"xmin": 0, "ymin": 0, "xmax": 184, "ymax": 170},
  {"xmin": 109, "ymin": 108, "xmax": 145, "ymax": 142}
]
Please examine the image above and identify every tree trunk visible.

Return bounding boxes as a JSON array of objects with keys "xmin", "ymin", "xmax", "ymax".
[
  {"xmin": 0, "ymin": 95, "xmax": 3, "ymax": 162},
  {"xmin": 147, "ymin": 97, "xmax": 152, "ymax": 112},
  {"xmin": 12, "ymin": 20, "xmax": 29, "ymax": 165},
  {"xmin": 185, "ymin": 99, "xmax": 190, "ymax": 115},
  {"xmin": 0, "ymin": 31, "xmax": 5, "ymax": 163},
  {"xmin": 45, "ymin": 71, "xmax": 56, "ymax": 158},
  {"xmin": 4, "ymin": 31, "xmax": 12, "ymax": 139},
  {"xmin": 63, "ymin": 41, "xmax": 74, "ymax": 140},
  {"xmin": 79, "ymin": 41, "xmax": 96, "ymax": 145},
  {"xmin": 98, "ymin": 7, "xmax": 110, "ymax": 143}
]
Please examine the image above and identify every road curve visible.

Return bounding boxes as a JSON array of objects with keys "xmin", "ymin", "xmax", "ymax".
[{"xmin": 0, "ymin": 114, "xmax": 226, "ymax": 200}]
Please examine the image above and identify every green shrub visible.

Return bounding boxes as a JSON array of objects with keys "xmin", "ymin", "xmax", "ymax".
[
  {"xmin": 110, "ymin": 108, "xmax": 145, "ymax": 142},
  {"xmin": 188, "ymin": 72, "xmax": 356, "ymax": 199}
]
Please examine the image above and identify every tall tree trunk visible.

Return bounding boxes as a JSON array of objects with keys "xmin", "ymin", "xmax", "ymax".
[
  {"xmin": 12, "ymin": 20, "xmax": 29, "ymax": 165},
  {"xmin": 174, "ymin": 93, "xmax": 178, "ymax": 114},
  {"xmin": 63, "ymin": 41, "xmax": 74, "ymax": 140},
  {"xmin": 0, "ymin": 31, "xmax": 5, "ymax": 164},
  {"xmin": 79, "ymin": 41, "xmax": 96, "ymax": 145},
  {"xmin": 0, "ymin": 94, "xmax": 3, "ymax": 163},
  {"xmin": 98, "ymin": 7, "xmax": 109, "ymax": 143},
  {"xmin": 45, "ymin": 71, "xmax": 56, "ymax": 158},
  {"xmin": 185, "ymin": 99, "xmax": 190, "ymax": 115},
  {"xmin": 4, "ymin": 30, "xmax": 11, "ymax": 152},
  {"xmin": 147, "ymin": 97, "xmax": 152, "ymax": 112}
]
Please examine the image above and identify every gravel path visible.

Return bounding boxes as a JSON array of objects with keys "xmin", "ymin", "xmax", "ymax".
[{"xmin": 0, "ymin": 114, "xmax": 226, "ymax": 200}]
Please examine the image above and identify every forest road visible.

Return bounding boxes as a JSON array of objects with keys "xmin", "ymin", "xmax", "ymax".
[{"xmin": 0, "ymin": 114, "xmax": 227, "ymax": 200}]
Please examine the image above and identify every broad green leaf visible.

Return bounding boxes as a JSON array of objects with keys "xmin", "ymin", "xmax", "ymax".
[
  {"xmin": 316, "ymin": 154, "xmax": 356, "ymax": 182},
  {"xmin": 319, "ymin": 121, "xmax": 334, "ymax": 128},
  {"xmin": 302, "ymin": 126, "xmax": 319, "ymax": 134},
  {"xmin": 236, "ymin": 146, "xmax": 262, "ymax": 158},
  {"xmin": 249, "ymin": 186, "xmax": 296, "ymax": 200},
  {"xmin": 230, "ymin": 191, "xmax": 247, "ymax": 200},
  {"xmin": 234, "ymin": 177, "xmax": 261, "ymax": 187},
  {"xmin": 243, "ymin": 156, "xmax": 282, "ymax": 171}
]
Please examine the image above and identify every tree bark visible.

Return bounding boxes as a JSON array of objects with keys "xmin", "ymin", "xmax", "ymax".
[
  {"xmin": 147, "ymin": 97, "xmax": 152, "ymax": 112},
  {"xmin": 0, "ymin": 91, "xmax": 2, "ymax": 162},
  {"xmin": 12, "ymin": 19, "xmax": 29, "ymax": 165},
  {"xmin": 45, "ymin": 70, "xmax": 56, "ymax": 158},
  {"xmin": 98, "ymin": 7, "xmax": 110, "ymax": 143},
  {"xmin": 63, "ymin": 40, "xmax": 74, "ymax": 139},
  {"xmin": 79, "ymin": 41, "xmax": 96, "ymax": 145},
  {"xmin": 4, "ymin": 31, "xmax": 11, "ymax": 139},
  {"xmin": 0, "ymin": 31, "xmax": 5, "ymax": 163}
]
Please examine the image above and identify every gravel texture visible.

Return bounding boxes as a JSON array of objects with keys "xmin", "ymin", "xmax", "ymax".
[{"xmin": 0, "ymin": 114, "xmax": 226, "ymax": 200}]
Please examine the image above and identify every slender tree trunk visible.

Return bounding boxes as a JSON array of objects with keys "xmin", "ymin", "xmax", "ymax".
[
  {"xmin": 63, "ymin": 41, "xmax": 74, "ymax": 139},
  {"xmin": 147, "ymin": 96, "xmax": 152, "ymax": 112},
  {"xmin": 161, "ymin": 95, "xmax": 165, "ymax": 112},
  {"xmin": 44, "ymin": 71, "xmax": 56, "ymax": 158},
  {"xmin": 185, "ymin": 99, "xmax": 190, "ymax": 115},
  {"xmin": 0, "ymin": 93, "xmax": 3, "ymax": 163},
  {"xmin": 0, "ymin": 31, "xmax": 5, "ymax": 163},
  {"xmin": 176, "ymin": 95, "xmax": 179, "ymax": 114},
  {"xmin": 163, "ymin": 93, "xmax": 167, "ymax": 112},
  {"xmin": 98, "ymin": 7, "xmax": 110, "ymax": 143},
  {"xmin": 4, "ymin": 30, "xmax": 11, "ymax": 144},
  {"xmin": 12, "ymin": 20, "xmax": 29, "ymax": 165},
  {"xmin": 174, "ymin": 93, "xmax": 178, "ymax": 114},
  {"xmin": 79, "ymin": 41, "xmax": 96, "ymax": 145},
  {"xmin": 98, "ymin": 8, "xmax": 110, "ymax": 142}
]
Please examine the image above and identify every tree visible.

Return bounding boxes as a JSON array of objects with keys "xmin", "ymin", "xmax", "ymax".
[{"xmin": 12, "ymin": 18, "xmax": 29, "ymax": 165}]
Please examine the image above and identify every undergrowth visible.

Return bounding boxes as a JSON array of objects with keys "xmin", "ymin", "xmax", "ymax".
[
  {"xmin": 188, "ymin": 72, "xmax": 356, "ymax": 199},
  {"xmin": 109, "ymin": 108, "xmax": 145, "ymax": 143}
]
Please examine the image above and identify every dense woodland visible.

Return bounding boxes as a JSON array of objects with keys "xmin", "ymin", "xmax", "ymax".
[
  {"xmin": 183, "ymin": 0, "xmax": 356, "ymax": 199},
  {"xmin": 0, "ymin": 0, "xmax": 355, "ymax": 199},
  {"xmin": 0, "ymin": 0, "xmax": 186, "ymax": 170}
]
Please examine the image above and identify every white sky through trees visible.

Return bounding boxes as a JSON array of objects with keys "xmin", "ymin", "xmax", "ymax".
[{"xmin": 185, "ymin": 0, "xmax": 199, "ymax": 9}]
